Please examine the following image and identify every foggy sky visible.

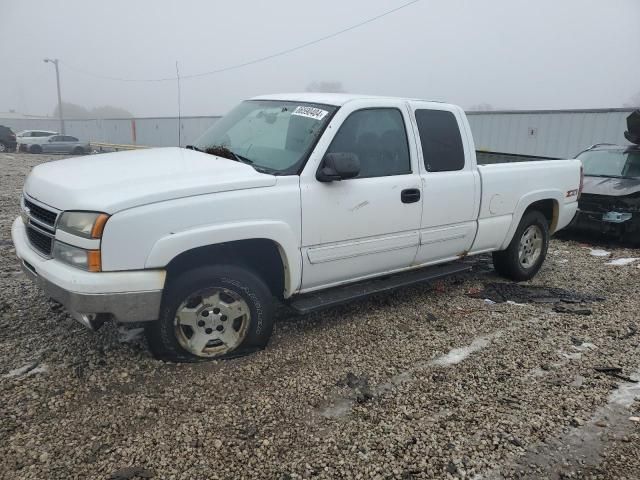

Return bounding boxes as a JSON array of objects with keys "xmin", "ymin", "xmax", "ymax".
[{"xmin": 2, "ymin": 0, "xmax": 639, "ymax": 117}]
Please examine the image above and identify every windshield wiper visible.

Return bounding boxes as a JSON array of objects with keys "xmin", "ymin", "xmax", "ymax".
[
  {"xmin": 230, "ymin": 151, "xmax": 254, "ymax": 164},
  {"xmin": 185, "ymin": 145, "xmax": 202, "ymax": 152},
  {"xmin": 199, "ymin": 144, "xmax": 280, "ymax": 174}
]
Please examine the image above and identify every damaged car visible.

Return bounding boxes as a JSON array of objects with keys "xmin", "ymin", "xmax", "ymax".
[{"xmin": 571, "ymin": 110, "xmax": 640, "ymax": 243}]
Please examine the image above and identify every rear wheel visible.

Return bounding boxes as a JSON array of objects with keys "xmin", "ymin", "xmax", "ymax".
[
  {"xmin": 30, "ymin": 144, "xmax": 42, "ymax": 154},
  {"xmin": 492, "ymin": 210, "xmax": 549, "ymax": 281},
  {"xmin": 145, "ymin": 265, "xmax": 275, "ymax": 362}
]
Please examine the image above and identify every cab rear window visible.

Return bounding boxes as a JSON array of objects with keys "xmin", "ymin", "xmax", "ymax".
[{"xmin": 415, "ymin": 109, "xmax": 465, "ymax": 172}]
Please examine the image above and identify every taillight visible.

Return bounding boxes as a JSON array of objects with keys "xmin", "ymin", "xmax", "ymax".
[{"xmin": 578, "ymin": 165, "xmax": 584, "ymax": 199}]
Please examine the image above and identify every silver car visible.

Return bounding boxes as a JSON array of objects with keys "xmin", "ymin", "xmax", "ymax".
[{"xmin": 31, "ymin": 135, "xmax": 91, "ymax": 155}]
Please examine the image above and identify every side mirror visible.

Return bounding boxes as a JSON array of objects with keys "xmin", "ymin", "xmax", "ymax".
[
  {"xmin": 316, "ymin": 152, "xmax": 360, "ymax": 182},
  {"xmin": 48, "ymin": 138, "xmax": 54, "ymax": 142}
]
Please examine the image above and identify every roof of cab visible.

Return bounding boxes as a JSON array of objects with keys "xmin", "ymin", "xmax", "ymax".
[{"xmin": 251, "ymin": 92, "xmax": 436, "ymax": 107}]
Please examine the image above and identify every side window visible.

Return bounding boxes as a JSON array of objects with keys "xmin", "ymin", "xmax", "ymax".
[
  {"xmin": 65, "ymin": 136, "xmax": 78, "ymax": 141},
  {"xmin": 326, "ymin": 108, "xmax": 410, "ymax": 178},
  {"xmin": 415, "ymin": 109, "xmax": 465, "ymax": 172},
  {"xmin": 50, "ymin": 136, "xmax": 62, "ymax": 141}
]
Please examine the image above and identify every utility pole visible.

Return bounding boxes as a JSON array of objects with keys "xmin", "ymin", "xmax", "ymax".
[{"xmin": 43, "ymin": 58, "xmax": 65, "ymax": 134}]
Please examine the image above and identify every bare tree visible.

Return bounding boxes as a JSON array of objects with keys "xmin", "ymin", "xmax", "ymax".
[
  {"xmin": 53, "ymin": 102, "xmax": 89, "ymax": 119},
  {"xmin": 305, "ymin": 81, "xmax": 346, "ymax": 93},
  {"xmin": 90, "ymin": 106, "xmax": 133, "ymax": 118},
  {"xmin": 53, "ymin": 102, "xmax": 133, "ymax": 119}
]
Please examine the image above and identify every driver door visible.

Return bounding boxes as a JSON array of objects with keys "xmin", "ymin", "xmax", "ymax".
[{"xmin": 299, "ymin": 101, "xmax": 422, "ymax": 291}]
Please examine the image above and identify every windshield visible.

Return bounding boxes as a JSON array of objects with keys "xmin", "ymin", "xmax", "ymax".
[
  {"xmin": 192, "ymin": 100, "xmax": 337, "ymax": 174},
  {"xmin": 578, "ymin": 149, "xmax": 640, "ymax": 178}
]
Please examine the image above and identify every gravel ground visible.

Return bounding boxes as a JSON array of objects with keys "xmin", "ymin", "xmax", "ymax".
[{"xmin": 1, "ymin": 152, "xmax": 639, "ymax": 480}]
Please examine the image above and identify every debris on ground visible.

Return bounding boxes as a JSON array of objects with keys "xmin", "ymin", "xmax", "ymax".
[
  {"xmin": 594, "ymin": 366, "xmax": 639, "ymax": 383},
  {"xmin": 118, "ymin": 327, "xmax": 145, "ymax": 343},
  {"xmin": 621, "ymin": 323, "xmax": 638, "ymax": 339},
  {"xmin": 554, "ymin": 304, "xmax": 592, "ymax": 315},
  {"xmin": 108, "ymin": 466, "xmax": 154, "ymax": 480},
  {"xmin": 469, "ymin": 282, "xmax": 605, "ymax": 304},
  {"xmin": 3, "ymin": 361, "xmax": 48, "ymax": 378},
  {"xmin": 337, "ymin": 372, "xmax": 374, "ymax": 403}
]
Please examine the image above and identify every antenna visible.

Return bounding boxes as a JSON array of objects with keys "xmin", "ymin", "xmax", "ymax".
[{"xmin": 175, "ymin": 60, "xmax": 182, "ymax": 147}]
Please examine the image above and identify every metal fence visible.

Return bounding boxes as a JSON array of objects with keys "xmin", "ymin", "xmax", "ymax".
[
  {"xmin": 1, "ymin": 108, "xmax": 635, "ymax": 157},
  {"xmin": 0, "ymin": 116, "xmax": 220, "ymax": 148}
]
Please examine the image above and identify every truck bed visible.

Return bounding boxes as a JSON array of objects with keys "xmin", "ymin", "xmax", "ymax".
[
  {"xmin": 470, "ymin": 158, "xmax": 582, "ymax": 253},
  {"xmin": 476, "ymin": 150, "xmax": 560, "ymax": 165}
]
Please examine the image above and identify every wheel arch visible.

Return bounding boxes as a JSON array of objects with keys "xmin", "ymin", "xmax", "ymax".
[
  {"xmin": 163, "ymin": 239, "xmax": 288, "ymax": 299},
  {"xmin": 146, "ymin": 222, "xmax": 301, "ymax": 298},
  {"xmin": 500, "ymin": 192, "xmax": 561, "ymax": 250}
]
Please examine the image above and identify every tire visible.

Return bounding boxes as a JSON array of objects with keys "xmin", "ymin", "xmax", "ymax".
[
  {"xmin": 30, "ymin": 144, "xmax": 42, "ymax": 154},
  {"xmin": 0, "ymin": 142, "xmax": 7, "ymax": 153},
  {"xmin": 145, "ymin": 265, "xmax": 275, "ymax": 362},
  {"xmin": 72, "ymin": 146, "xmax": 84, "ymax": 155},
  {"xmin": 492, "ymin": 210, "xmax": 549, "ymax": 281}
]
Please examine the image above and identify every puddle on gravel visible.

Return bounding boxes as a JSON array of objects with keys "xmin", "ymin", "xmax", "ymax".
[
  {"xmin": 316, "ymin": 331, "xmax": 502, "ymax": 419},
  {"xmin": 484, "ymin": 368, "xmax": 640, "ymax": 479}
]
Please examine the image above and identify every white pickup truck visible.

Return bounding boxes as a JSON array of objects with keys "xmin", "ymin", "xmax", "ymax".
[{"xmin": 12, "ymin": 93, "xmax": 582, "ymax": 362}]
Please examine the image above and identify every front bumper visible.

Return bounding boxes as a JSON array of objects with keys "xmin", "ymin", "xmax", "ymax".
[
  {"xmin": 569, "ymin": 209, "xmax": 639, "ymax": 237},
  {"xmin": 11, "ymin": 217, "xmax": 165, "ymax": 327}
]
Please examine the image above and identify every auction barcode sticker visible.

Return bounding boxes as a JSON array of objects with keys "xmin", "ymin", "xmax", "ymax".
[{"xmin": 292, "ymin": 106, "xmax": 328, "ymax": 121}]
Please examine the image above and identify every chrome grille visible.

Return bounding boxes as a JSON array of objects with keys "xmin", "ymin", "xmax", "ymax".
[
  {"xmin": 22, "ymin": 195, "xmax": 59, "ymax": 258},
  {"xmin": 24, "ymin": 198, "xmax": 57, "ymax": 227},
  {"xmin": 26, "ymin": 226, "xmax": 53, "ymax": 256}
]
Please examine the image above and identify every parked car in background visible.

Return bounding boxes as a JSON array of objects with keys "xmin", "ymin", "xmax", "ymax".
[
  {"xmin": 0, "ymin": 125, "xmax": 17, "ymax": 152},
  {"xmin": 16, "ymin": 130, "xmax": 58, "ymax": 152},
  {"xmin": 30, "ymin": 135, "xmax": 90, "ymax": 155},
  {"xmin": 571, "ymin": 111, "xmax": 640, "ymax": 243},
  {"xmin": 11, "ymin": 93, "xmax": 582, "ymax": 362}
]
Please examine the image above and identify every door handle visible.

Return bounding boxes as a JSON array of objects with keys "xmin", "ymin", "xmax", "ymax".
[{"xmin": 401, "ymin": 188, "xmax": 421, "ymax": 204}]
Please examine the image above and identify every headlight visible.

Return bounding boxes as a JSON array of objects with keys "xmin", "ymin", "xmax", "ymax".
[
  {"xmin": 53, "ymin": 241, "xmax": 101, "ymax": 272},
  {"xmin": 58, "ymin": 211, "xmax": 109, "ymax": 239}
]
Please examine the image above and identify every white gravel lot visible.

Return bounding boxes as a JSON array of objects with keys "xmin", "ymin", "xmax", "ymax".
[{"xmin": 1, "ymin": 152, "xmax": 639, "ymax": 479}]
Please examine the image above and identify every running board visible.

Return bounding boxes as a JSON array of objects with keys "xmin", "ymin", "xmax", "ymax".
[{"xmin": 288, "ymin": 262, "xmax": 471, "ymax": 314}]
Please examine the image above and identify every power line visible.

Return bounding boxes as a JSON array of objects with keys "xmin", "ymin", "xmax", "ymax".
[{"xmin": 59, "ymin": 0, "xmax": 421, "ymax": 83}]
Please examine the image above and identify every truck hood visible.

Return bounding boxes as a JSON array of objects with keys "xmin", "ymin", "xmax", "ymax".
[
  {"xmin": 24, "ymin": 147, "xmax": 277, "ymax": 213},
  {"xmin": 582, "ymin": 175, "xmax": 640, "ymax": 197}
]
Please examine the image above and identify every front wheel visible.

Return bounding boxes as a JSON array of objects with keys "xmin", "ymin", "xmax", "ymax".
[
  {"xmin": 30, "ymin": 144, "xmax": 42, "ymax": 154},
  {"xmin": 145, "ymin": 265, "xmax": 275, "ymax": 362},
  {"xmin": 72, "ymin": 146, "xmax": 84, "ymax": 155},
  {"xmin": 492, "ymin": 210, "xmax": 549, "ymax": 281}
]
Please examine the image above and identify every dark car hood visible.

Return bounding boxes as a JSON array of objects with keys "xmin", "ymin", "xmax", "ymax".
[{"xmin": 582, "ymin": 176, "xmax": 640, "ymax": 197}]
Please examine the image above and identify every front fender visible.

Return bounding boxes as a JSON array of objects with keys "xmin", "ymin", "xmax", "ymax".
[
  {"xmin": 144, "ymin": 220, "xmax": 302, "ymax": 296},
  {"xmin": 499, "ymin": 190, "xmax": 563, "ymax": 250}
]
